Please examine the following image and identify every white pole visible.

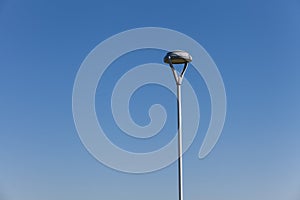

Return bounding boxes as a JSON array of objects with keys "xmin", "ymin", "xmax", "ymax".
[{"xmin": 177, "ymin": 83, "xmax": 183, "ymax": 200}]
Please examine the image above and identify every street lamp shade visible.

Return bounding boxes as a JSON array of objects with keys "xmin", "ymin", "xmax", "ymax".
[{"xmin": 164, "ymin": 50, "xmax": 192, "ymax": 64}]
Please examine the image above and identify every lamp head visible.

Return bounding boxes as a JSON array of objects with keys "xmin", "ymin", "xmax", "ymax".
[{"xmin": 164, "ymin": 50, "xmax": 192, "ymax": 64}]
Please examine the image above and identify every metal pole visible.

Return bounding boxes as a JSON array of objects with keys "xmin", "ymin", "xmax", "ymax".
[{"xmin": 177, "ymin": 83, "xmax": 183, "ymax": 200}]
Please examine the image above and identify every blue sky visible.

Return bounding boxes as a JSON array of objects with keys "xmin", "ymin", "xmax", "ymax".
[{"xmin": 1, "ymin": 0, "xmax": 300, "ymax": 199}]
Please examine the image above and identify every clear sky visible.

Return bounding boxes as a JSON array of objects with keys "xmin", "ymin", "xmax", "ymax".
[{"xmin": 1, "ymin": 0, "xmax": 300, "ymax": 199}]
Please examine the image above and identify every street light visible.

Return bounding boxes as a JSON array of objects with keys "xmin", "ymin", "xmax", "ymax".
[{"xmin": 164, "ymin": 50, "xmax": 192, "ymax": 200}]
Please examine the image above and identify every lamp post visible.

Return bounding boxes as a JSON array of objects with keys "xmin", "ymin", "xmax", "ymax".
[{"xmin": 164, "ymin": 50, "xmax": 192, "ymax": 200}]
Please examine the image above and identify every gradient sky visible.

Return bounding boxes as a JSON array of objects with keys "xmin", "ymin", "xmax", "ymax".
[{"xmin": 1, "ymin": 0, "xmax": 300, "ymax": 200}]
